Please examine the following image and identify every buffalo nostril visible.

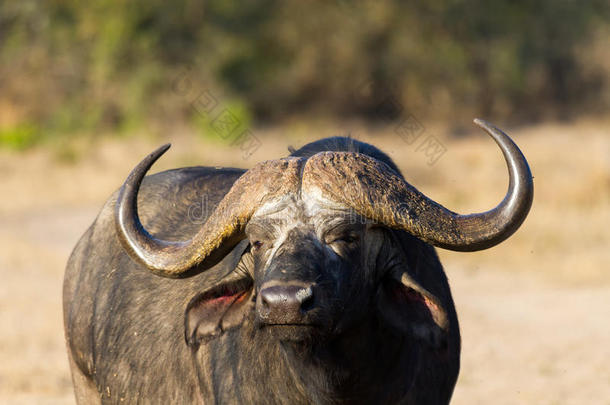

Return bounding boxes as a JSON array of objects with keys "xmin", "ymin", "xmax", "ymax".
[
  {"xmin": 260, "ymin": 294, "xmax": 271, "ymax": 313},
  {"xmin": 295, "ymin": 286, "xmax": 313, "ymax": 312}
]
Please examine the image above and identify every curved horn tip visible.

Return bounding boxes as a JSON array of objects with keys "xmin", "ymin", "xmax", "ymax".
[
  {"xmin": 128, "ymin": 143, "xmax": 172, "ymax": 181},
  {"xmin": 473, "ymin": 118, "xmax": 499, "ymax": 133},
  {"xmin": 152, "ymin": 143, "xmax": 171, "ymax": 158}
]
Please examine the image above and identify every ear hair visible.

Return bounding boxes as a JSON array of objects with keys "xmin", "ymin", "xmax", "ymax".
[
  {"xmin": 185, "ymin": 274, "xmax": 254, "ymax": 348},
  {"xmin": 389, "ymin": 268, "xmax": 449, "ymax": 331},
  {"xmin": 377, "ymin": 267, "xmax": 449, "ymax": 349}
]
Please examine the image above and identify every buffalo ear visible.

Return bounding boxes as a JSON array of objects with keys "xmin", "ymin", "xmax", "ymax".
[
  {"xmin": 185, "ymin": 276, "xmax": 253, "ymax": 348},
  {"xmin": 377, "ymin": 268, "xmax": 449, "ymax": 349}
]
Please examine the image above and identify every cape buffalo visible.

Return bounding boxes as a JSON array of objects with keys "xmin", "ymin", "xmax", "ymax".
[{"xmin": 63, "ymin": 119, "xmax": 533, "ymax": 404}]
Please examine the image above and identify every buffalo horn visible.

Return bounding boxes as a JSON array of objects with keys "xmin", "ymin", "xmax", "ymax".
[
  {"xmin": 115, "ymin": 145, "xmax": 304, "ymax": 277},
  {"xmin": 302, "ymin": 119, "xmax": 533, "ymax": 251}
]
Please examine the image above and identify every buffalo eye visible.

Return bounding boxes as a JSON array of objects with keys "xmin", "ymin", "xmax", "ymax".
[
  {"xmin": 333, "ymin": 234, "xmax": 359, "ymax": 244},
  {"xmin": 325, "ymin": 229, "xmax": 360, "ymax": 248},
  {"xmin": 251, "ymin": 240, "xmax": 264, "ymax": 252}
]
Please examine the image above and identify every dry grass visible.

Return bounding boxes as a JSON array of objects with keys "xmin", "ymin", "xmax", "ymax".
[{"xmin": 0, "ymin": 118, "xmax": 608, "ymax": 403}]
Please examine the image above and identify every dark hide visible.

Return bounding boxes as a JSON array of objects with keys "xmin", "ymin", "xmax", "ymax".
[{"xmin": 64, "ymin": 138, "xmax": 460, "ymax": 404}]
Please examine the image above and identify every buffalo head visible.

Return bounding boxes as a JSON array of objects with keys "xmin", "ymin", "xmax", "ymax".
[{"xmin": 114, "ymin": 119, "xmax": 533, "ymax": 349}]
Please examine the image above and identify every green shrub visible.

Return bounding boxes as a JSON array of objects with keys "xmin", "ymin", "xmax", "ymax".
[{"xmin": 0, "ymin": 123, "xmax": 40, "ymax": 151}]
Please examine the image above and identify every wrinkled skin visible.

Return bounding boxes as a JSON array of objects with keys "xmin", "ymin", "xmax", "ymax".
[{"xmin": 64, "ymin": 139, "xmax": 460, "ymax": 404}]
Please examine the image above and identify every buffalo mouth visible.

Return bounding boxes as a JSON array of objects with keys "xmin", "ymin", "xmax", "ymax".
[
  {"xmin": 264, "ymin": 323, "xmax": 321, "ymax": 332},
  {"xmin": 260, "ymin": 322, "xmax": 325, "ymax": 342}
]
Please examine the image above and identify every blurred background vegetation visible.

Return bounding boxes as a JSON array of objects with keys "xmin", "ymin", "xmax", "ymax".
[{"xmin": 1, "ymin": 0, "xmax": 609, "ymax": 150}]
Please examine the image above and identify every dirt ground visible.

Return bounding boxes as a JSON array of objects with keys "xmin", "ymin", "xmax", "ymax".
[{"xmin": 0, "ymin": 120, "xmax": 608, "ymax": 404}]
